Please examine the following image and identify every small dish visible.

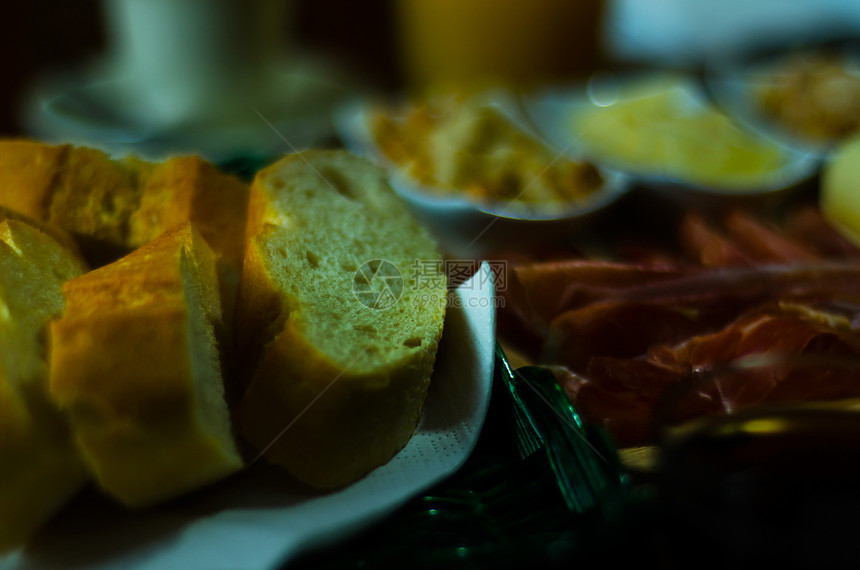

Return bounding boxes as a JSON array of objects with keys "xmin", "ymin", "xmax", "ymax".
[
  {"xmin": 525, "ymin": 73, "xmax": 821, "ymax": 208},
  {"xmin": 22, "ymin": 56, "xmax": 354, "ymax": 163},
  {"xmin": 704, "ymin": 33, "xmax": 860, "ymax": 158},
  {"xmin": 334, "ymin": 93, "xmax": 632, "ymax": 257}
]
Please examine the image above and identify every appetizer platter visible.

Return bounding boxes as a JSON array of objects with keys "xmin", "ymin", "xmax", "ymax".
[
  {"xmin": 329, "ymin": 65, "xmax": 860, "ymax": 567},
  {"xmin": 5, "ymin": 46, "xmax": 860, "ymax": 569},
  {"xmin": 501, "ymin": 69, "xmax": 860, "ymax": 456}
]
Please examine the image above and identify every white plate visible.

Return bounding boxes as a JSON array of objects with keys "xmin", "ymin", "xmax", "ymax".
[
  {"xmin": 21, "ymin": 55, "xmax": 356, "ymax": 163},
  {"xmin": 334, "ymin": 95, "xmax": 632, "ymax": 258},
  {"xmin": 0, "ymin": 264, "xmax": 497, "ymax": 570}
]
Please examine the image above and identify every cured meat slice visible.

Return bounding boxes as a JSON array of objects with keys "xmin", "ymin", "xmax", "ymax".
[
  {"xmin": 680, "ymin": 211, "xmax": 756, "ymax": 267},
  {"xmin": 723, "ymin": 209, "xmax": 820, "ymax": 263},
  {"xmin": 784, "ymin": 204, "xmax": 860, "ymax": 260},
  {"xmin": 558, "ymin": 302, "xmax": 860, "ymax": 446}
]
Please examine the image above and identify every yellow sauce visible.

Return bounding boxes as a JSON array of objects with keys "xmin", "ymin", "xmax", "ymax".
[{"xmin": 573, "ymin": 78, "xmax": 791, "ymax": 189}]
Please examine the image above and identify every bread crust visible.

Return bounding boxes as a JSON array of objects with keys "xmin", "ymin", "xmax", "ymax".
[
  {"xmin": 234, "ymin": 150, "xmax": 446, "ymax": 489},
  {"xmin": 0, "ymin": 139, "xmax": 66, "ymax": 222},
  {"xmin": 0, "ymin": 140, "xmax": 249, "ymax": 273},
  {"xmin": 238, "ymin": 313, "xmax": 437, "ymax": 488},
  {"xmin": 0, "ymin": 218, "xmax": 88, "ymax": 553},
  {"xmin": 49, "ymin": 223, "xmax": 244, "ymax": 508},
  {"xmin": 132, "ymin": 155, "xmax": 249, "ymax": 269}
]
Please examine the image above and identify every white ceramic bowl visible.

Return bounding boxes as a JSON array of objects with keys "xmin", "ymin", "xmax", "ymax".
[
  {"xmin": 524, "ymin": 73, "xmax": 821, "ymax": 209},
  {"xmin": 704, "ymin": 34, "xmax": 860, "ymax": 159},
  {"xmin": 334, "ymin": 94, "xmax": 632, "ymax": 257}
]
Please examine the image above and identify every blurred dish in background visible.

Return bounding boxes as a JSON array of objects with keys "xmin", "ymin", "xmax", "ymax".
[
  {"xmin": 754, "ymin": 51, "xmax": 860, "ymax": 143},
  {"xmin": 22, "ymin": 0, "xmax": 357, "ymax": 162},
  {"xmin": 526, "ymin": 74, "xmax": 819, "ymax": 205},
  {"xmin": 370, "ymin": 93, "xmax": 605, "ymax": 210},
  {"xmin": 23, "ymin": 60, "xmax": 351, "ymax": 164},
  {"xmin": 335, "ymin": 92, "xmax": 631, "ymax": 257},
  {"xmin": 604, "ymin": 0, "xmax": 860, "ymax": 68},
  {"xmin": 706, "ymin": 36, "xmax": 860, "ymax": 159}
]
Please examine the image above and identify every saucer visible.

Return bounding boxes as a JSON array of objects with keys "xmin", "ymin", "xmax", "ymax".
[{"xmin": 21, "ymin": 55, "xmax": 360, "ymax": 163}]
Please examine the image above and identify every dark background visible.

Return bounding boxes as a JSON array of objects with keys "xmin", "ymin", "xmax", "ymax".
[{"xmin": 0, "ymin": 0, "xmax": 403, "ymax": 136}]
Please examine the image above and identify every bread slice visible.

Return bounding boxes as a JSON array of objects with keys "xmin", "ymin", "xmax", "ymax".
[
  {"xmin": 234, "ymin": 150, "xmax": 447, "ymax": 489},
  {"xmin": 0, "ymin": 140, "xmax": 150, "ymax": 258},
  {"xmin": 0, "ymin": 139, "xmax": 67, "ymax": 224},
  {"xmin": 0, "ymin": 139, "xmax": 249, "ymax": 264},
  {"xmin": 0, "ymin": 140, "xmax": 249, "ymax": 321},
  {"xmin": 0, "ymin": 218, "xmax": 88, "ymax": 553},
  {"xmin": 49, "ymin": 223, "xmax": 244, "ymax": 508}
]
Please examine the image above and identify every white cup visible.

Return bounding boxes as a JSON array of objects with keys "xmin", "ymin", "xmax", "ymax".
[{"xmin": 102, "ymin": 0, "xmax": 289, "ymax": 125}]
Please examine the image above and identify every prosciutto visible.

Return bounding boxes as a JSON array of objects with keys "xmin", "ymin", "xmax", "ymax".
[
  {"xmin": 556, "ymin": 302, "xmax": 860, "ymax": 446},
  {"xmin": 498, "ymin": 260, "xmax": 690, "ymax": 361},
  {"xmin": 500, "ymin": 203, "xmax": 860, "ymax": 447}
]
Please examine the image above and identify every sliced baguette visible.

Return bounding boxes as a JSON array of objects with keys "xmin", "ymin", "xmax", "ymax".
[
  {"xmin": 0, "ymin": 218, "xmax": 88, "ymax": 553},
  {"xmin": 234, "ymin": 150, "xmax": 447, "ymax": 489},
  {"xmin": 0, "ymin": 140, "xmax": 248, "ymax": 265},
  {"xmin": 0, "ymin": 140, "xmax": 249, "ymax": 329},
  {"xmin": 49, "ymin": 223, "xmax": 244, "ymax": 508}
]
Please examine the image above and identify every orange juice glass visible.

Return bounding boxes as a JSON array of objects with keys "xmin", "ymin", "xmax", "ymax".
[{"xmin": 395, "ymin": 0, "xmax": 605, "ymax": 93}]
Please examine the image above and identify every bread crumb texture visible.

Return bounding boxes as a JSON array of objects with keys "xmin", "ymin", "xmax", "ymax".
[
  {"xmin": 235, "ymin": 150, "xmax": 447, "ymax": 489},
  {"xmin": 49, "ymin": 223, "xmax": 244, "ymax": 509},
  {"xmin": 0, "ymin": 217, "xmax": 87, "ymax": 553}
]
